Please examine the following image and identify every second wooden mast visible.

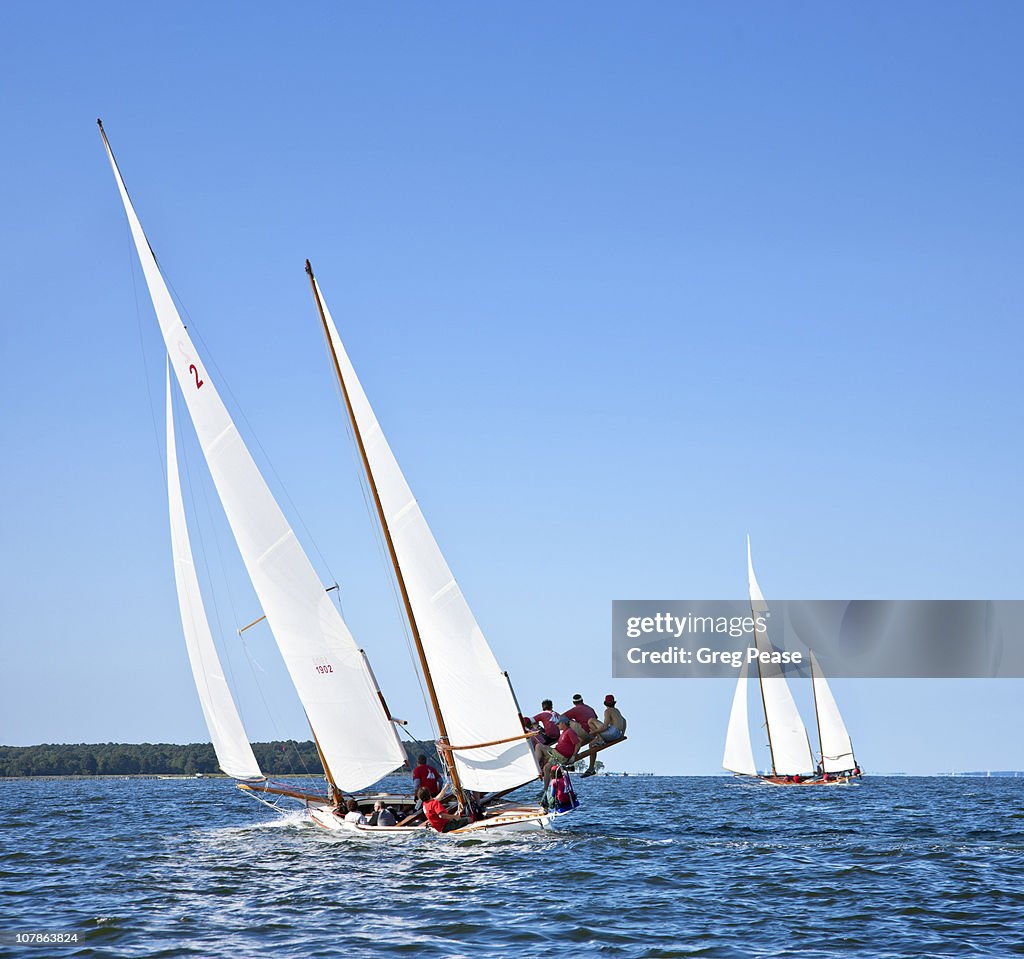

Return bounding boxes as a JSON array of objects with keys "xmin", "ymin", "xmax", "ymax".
[{"xmin": 305, "ymin": 260, "xmax": 468, "ymax": 810}]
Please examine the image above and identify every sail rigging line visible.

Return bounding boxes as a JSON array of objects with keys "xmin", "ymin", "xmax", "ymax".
[
  {"xmin": 321, "ymin": 335, "xmax": 439, "ymax": 746},
  {"xmin": 127, "ymin": 218, "xmax": 166, "ymax": 479},
  {"xmin": 134, "ymin": 213, "xmax": 342, "ymax": 598},
  {"xmin": 178, "ymin": 319, "xmax": 343, "ymax": 595},
  {"xmin": 305, "ymin": 259, "xmax": 465, "ymax": 808},
  {"xmin": 438, "ymin": 731, "xmax": 536, "ymax": 752}
]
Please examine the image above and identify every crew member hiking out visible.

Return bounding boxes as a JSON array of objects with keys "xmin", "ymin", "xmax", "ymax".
[
  {"xmin": 563, "ymin": 693, "xmax": 598, "ymax": 748},
  {"xmin": 580, "ymin": 694, "xmax": 627, "ymax": 777},
  {"xmin": 533, "ymin": 699, "xmax": 560, "ymax": 745}
]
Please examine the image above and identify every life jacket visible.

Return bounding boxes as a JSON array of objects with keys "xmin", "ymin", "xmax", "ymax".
[{"xmin": 547, "ymin": 767, "xmax": 580, "ymax": 812}]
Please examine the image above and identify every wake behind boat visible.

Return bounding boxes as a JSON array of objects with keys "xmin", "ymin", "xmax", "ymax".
[
  {"xmin": 722, "ymin": 539, "xmax": 863, "ymax": 787},
  {"xmin": 99, "ymin": 120, "xmax": 589, "ymax": 835}
]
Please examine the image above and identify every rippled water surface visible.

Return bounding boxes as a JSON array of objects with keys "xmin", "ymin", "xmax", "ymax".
[{"xmin": 2, "ymin": 776, "xmax": 1022, "ymax": 957}]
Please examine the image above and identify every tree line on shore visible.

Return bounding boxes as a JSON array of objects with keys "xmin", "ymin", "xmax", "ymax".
[{"xmin": 0, "ymin": 740, "xmax": 439, "ymax": 777}]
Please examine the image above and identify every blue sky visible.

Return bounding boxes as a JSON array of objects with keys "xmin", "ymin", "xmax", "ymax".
[{"xmin": 1, "ymin": 3, "xmax": 1021, "ymax": 774}]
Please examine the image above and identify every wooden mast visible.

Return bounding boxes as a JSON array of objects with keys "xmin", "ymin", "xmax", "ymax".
[
  {"xmin": 752, "ymin": 619, "xmax": 778, "ymax": 777},
  {"xmin": 310, "ymin": 723, "xmax": 340, "ymax": 802},
  {"xmin": 304, "ymin": 260, "xmax": 467, "ymax": 810},
  {"xmin": 809, "ymin": 652, "xmax": 825, "ymax": 777},
  {"xmin": 747, "ymin": 539, "xmax": 776, "ymax": 778}
]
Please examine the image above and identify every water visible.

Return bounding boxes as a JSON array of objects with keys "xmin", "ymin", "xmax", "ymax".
[{"xmin": 1, "ymin": 776, "xmax": 1022, "ymax": 958}]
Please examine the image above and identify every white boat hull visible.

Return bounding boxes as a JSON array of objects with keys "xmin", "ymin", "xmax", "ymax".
[
  {"xmin": 307, "ymin": 801, "xmax": 558, "ymax": 834},
  {"xmin": 745, "ymin": 774, "xmax": 861, "ymax": 787}
]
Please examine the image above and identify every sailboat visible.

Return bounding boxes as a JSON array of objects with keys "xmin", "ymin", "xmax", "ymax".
[
  {"xmin": 100, "ymin": 120, "xmax": 566, "ymax": 833},
  {"xmin": 722, "ymin": 538, "xmax": 862, "ymax": 786}
]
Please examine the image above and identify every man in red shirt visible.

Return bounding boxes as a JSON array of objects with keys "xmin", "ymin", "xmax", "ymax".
[
  {"xmin": 532, "ymin": 699, "xmax": 560, "ymax": 744},
  {"xmin": 563, "ymin": 693, "xmax": 598, "ymax": 747},
  {"xmin": 412, "ymin": 754, "xmax": 441, "ymax": 797},
  {"xmin": 535, "ymin": 715, "xmax": 579, "ymax": 788},
  {"xmin": 418, "ymin": 787, "xmax": 467, "ymax": 833}
]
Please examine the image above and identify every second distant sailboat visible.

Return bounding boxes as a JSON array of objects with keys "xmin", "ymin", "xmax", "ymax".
[{"xmin": 722, "ymin": 539, "xmax": 862, "ymax": 786}]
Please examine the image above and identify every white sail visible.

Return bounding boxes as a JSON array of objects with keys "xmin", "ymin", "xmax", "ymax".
[
  {"xmin": 166, "ymin": 368, "xmax": 263, "ymax": 782},
  {"xmin": 103, "ymin": 129, "xmax": 407, "ymax": 791},
  {"xmin": 810, "ymin": 651, "xmax": 856, "ymax": 773},
  {"xmin": 747, "ymin": 535, "xmax": 768, "ymax": 613},
  {"xmin": 722, "ymin": 659, "xmax": 757, "ymax": 776},
  {"xmin": 756, "ymin": 652, "xmax": 815, "ymax": 775},
  {"xmin": 747, "ymin": 540, "xmax": 814, "ymax": 776},
  {"xmin": 313, "ymin": 276, "xmax": 540, "ymax": 793}
]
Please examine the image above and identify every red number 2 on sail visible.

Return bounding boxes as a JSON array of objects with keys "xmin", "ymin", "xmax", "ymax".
[{"xmin": 189, "ymin": 364, "xmax": 204, "ymax": 390}]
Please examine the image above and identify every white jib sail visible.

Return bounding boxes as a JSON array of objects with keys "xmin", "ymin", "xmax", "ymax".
[
  {"xmin": 722, "ymin": 659, "xmax": 757, "ymax": 776},
  {"xmin": 810, "ymin": 651, "xmax": 856, "ymax": 772},
  {"xmin": 166, "ymin": 368, "xmax": 263, "ymax": 782},
  {"xmin": 103, "ymin": 132, "xmax": 406, "ymax": 791},
  {"xmin": 747, "ymin": 540, "xmax": 814, "ymax": 775},
  {"xmin": 313, "ymin": 277, "xmax": 540, "ymax": 793}
]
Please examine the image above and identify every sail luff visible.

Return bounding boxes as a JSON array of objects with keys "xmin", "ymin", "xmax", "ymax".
[
  {"xmin": 722, "ymin": 659, "xmax": 757, "ymax": 776},
  {"xmin": 166, "ymin": 367, "xmax": 263, "ymax": 782},
  {"xmin": 310, "ymin": 273, "xmax": 541, "ymax": 793},
  {"xmin": 809, "ymin": 652, "xmax": 857, "ymax": 772},
  {"xmin": 102, "ymin": 124, "xmax": 406, "ymax": 791}
]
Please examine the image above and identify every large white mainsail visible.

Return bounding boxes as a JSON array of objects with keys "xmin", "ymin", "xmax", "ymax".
[
  {"xmin": 166, "ymin": 367, "xmax": 263, "ymax": 782},
  {"xmin": 810, "ymin": 651, "xmax": 857, "ymax": 773},
  {"xmin": 311, "ymin": 275, "xmax": 540, "ymax": 793},
  {"xmin": 722, "ymin": 659, "xmax": 757, "ymax": 776},
  {"xmin": 102, "ymin": 125, "xmax": 406, "ymax": 790},
  {"xmin": 747, "ymin": 539, "xmax": 815, "ymax": 776}
]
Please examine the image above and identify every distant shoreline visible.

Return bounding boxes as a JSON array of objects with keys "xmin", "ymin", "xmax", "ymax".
[
  {"xmin": 3, "ymin": 745, "xmax": 1021, "ymax": 779},
  {"xmin": 0, "ymin": 740, "xmax": 439, "ymax": 779}
]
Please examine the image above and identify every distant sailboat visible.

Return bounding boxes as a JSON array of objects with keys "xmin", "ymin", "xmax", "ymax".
[
  {"xmin": 722, "ymin": 539, "xmax": 862, "ymax": 786},
  {"xmin": 100, "ymin": 120, "xmax": 579, "ymax": 833}
]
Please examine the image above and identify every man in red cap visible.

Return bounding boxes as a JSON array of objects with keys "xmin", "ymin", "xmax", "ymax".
[{"xmin": 580, "ymin": 694, "xmax": 627, "ymax": 777}]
